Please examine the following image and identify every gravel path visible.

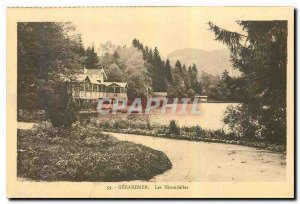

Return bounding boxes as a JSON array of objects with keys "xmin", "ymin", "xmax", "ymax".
[{"xmin": 109, "ymin": 132, "xmax": 286, "ymax": 182}]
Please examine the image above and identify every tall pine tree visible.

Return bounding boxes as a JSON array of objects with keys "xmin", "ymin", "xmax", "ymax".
[
  {"xmin": 165, "ymin": 59, "xmax": 173, "ymax": 83},
  {"xmin": 188, "ymin": 64, "xmax": 201, "ymax": 94},
  {"xmin": 84, "ymin": 46, "xmax": 99, "ymax": 69},
  {"xmin": 152, "ymin": 47, "xmax": 167, "ymax": 92},
  {"xmin": 209, "ymin": 21, "xmax": 287, "ymax": 144}
]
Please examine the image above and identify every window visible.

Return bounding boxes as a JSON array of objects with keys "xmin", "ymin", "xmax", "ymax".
[
  {"xmin": 80, "ymin": 83, "xmax": 84, "ymax": 91},
  {"xmin": 85, "ymin": 83, "xmax": 89, "ymax": 92}
]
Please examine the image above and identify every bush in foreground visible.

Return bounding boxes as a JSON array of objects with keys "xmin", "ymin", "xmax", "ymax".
[
  {"xmin": 17, "ymin": 122, "xmax": 172, "ymax": 181},
  {"xmin": 39, "ymin": 82, "xmax": 78, "ymax": 128}
]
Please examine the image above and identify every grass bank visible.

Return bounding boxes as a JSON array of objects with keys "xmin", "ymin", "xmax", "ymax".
[
  {"xmin": 92, "ymin": 115, "xmax": 285, "ymax": 153},
  {"xmin": 17, "ymin": 122, "xmax": 172, "ymax": 181}
]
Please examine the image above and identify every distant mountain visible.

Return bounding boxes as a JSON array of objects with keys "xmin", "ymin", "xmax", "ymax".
[{"xmin": 167, "ymin": 48, "xmax": 240, "ymax": 76}]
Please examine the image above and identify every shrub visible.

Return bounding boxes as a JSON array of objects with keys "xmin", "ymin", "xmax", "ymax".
[
  {"xmin": 154, "ymin": 126, "xmax": 168, "ymax": 135},
  {"xmin": 168, "ymin": 120, "xmax": 180, "ymax": 135},
  {"xmin": 211, "ymin": 129, "xmax": 226, "ymax": 139},
  {"xmin": 223, "ymin": 104, "xmax": 286, "ymax": 144},
  {"xmin": 40, "ymin": 81, "xmax": 78, "ymax": 128},
  {"xmin": 195, "ymin": 125, "xmax": 202, "ymax": 138},
  {"xmin": 112, "ymin": 118, "xmax": 130, "ymax": 129},
  {"xmin": 17, "ymin": 109, "xmax": 46, "ymax": 122}
]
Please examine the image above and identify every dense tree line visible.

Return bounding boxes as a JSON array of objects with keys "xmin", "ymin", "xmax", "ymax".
[
  {"xmin": 132, "ymin": 39, "xmax": 202, "ymax": 98},
  {"xmin": 200, "ymin": 70, "xmax": 244, "ymax": 101},
  {"xmin": 93, "ymin": 40, "xmax": 205, "ymax": 100},
  {"xmin": 209, "ymin": 21, "xmax": 287, "ymax": 144},
  {"xmin": 17, "ymin": 22, "xmax": 84, "ymax": 126}
]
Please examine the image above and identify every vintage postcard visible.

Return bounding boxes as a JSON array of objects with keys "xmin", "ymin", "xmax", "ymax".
[{"xmin": 7, "ymin": 7, "xmax": 294, "ymax": 198}]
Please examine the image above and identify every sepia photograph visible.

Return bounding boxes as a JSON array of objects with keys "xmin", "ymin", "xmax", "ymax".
[{"xmin": 6, "ymin": 7, "xmax": 294, "ymax": 198}]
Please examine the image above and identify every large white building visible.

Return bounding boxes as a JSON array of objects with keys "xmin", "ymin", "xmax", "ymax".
[{"xmin": 67, "ymin": 67, "xmax": 127, "ymax": 108}]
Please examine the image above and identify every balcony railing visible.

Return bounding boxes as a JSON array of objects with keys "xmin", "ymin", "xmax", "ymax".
[
  {"xmin": 104, "ymin": 93, "xmax": 127, "ymax": 98},
  {"xmin": 72, "ymin": 91, "xmax": 127, "ymax": 99}
]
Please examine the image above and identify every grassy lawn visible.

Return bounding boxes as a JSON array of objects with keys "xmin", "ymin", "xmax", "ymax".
[{"xmin": 17, "ymin": 122, "xmax": 172, "ymax": 181}]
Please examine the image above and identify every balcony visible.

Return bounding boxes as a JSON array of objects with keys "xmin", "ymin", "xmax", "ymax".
[
  {"xmin": 104, "ymin": 92, "xmax": 127, "ymax": 98},
  {"xmin": 72, "ymin": 91, "xmax": 127, "ymax": 99}
]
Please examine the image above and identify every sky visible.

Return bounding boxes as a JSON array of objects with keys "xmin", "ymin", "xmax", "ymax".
[{"xmin": 71, "ymin": 7, "xmax": 245, "ymax": 58}]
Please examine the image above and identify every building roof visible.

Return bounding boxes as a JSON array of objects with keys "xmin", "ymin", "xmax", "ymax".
[
  {"xmin": 194, "ymin": 95, "xmax": 208, "ymax": 98},
  {"xmin": 152, "ymin": 92, "xmax": 168, "ymax": 97},
  {"xmin": 88, "ymin": 76, "xmax": 102, "ymax": 85},
  {"xmin": 72, "ymin": 76, "xmax": 127, "ymax": 87},
  {"xmin": 102, "ymin": 82, "xmax": 127, "ymax": 88},
  {"xmin": 84, "ymin": 68, "xmax": 107, "ymax": 79},
  {"xmin": 111, "ymin": 82, "xmax": 127, "ymax": 88},
  {"xmin": 63, "ymin": 67, "xmax": 127, "ymax": 87}
]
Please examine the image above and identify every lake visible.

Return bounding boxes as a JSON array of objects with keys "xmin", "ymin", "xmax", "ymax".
[
  {"xmin": 150, "ymin": 103, "xmax": 237, "ymax": 130},
  {"xmin": 85, "ymin": 102, "xmax": 238, "ymax": 130}
]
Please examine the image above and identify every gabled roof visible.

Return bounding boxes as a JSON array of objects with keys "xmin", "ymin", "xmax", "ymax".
[
  {"xmin": 75, "ymin": 76, "xmax": 127, "ymax": 87},
  {"xmin": 84, "ymin": 68, "xmax": 107, "ymax": 80},
  {"xmin": 64, "ymin": 67, "xmax": 126, "ymax": 87},
  {"xmin": 87, "ymin": 76, "xmax": 101, "ymax": 85}
]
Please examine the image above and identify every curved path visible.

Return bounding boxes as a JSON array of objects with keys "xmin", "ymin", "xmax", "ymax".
[
  {"xmin": 108, "ymin": 132, "xmax": 286, "ymax": 182},
  {"xmin": 17, "ymin": 122, "xmax": 286, "ymax": 182}
]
